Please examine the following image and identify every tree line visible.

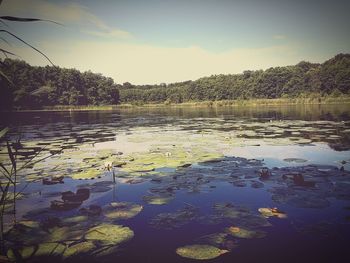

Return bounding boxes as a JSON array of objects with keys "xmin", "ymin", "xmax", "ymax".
[
  {"xmin": 1, "ymin": 54, "xmax": 349, "ymax": 109},
  {"xmin": 0, "ymin": 59, "xmax": 119, "ymax": 110},
  {"xmin": 119, "ymin": 54, "xmax": 350, "ymax": 104}
]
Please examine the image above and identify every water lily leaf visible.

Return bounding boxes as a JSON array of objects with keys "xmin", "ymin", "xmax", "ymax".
[
  {"xmin": 258, "ymin": 208, "xmax": 287, "ymax": 219},
  {"xmin": 18, "ymin": 220, "xmax": 40, "ymax": 228},
  {"xmin": 85, "ymin": 224, "xmax": 134, "ymax": 246},
  {"xmin": 176, "ymin": 244, "xmax": 228, "ymax": 260},
  {"xmin": 196, "ymin": 232, "xmax": 229, "ymax": 246},
  {"xmin": 104, "ymin": 202, "xmax": 143, "ymax": 220},
  {"xmin": 227, "ymin": 226, "xmax": 266, "ymax": 239},
  {"xmin": 63, "ymin": 241, "xmax": 96, "ymax": 259},
  {"xmin": 6, "ymin": 224, "xmax": 49, "ymax": 245},
  {"xmin": 7, "ymin": 242, "xmax": 66, "ymax": 261},
  {"xmin": 91, "ymin": 245, "xmax": 121, "ymax": 257},
  {"xmin": 72, "ymin": 169, "xmax": 103, "ymax": 180},
  {"xmin": 150, "ymin": 205, "xmax": 198, "ymax": 229},
  {"xmin": 47, "ymin": 226, "xmax": 84, "ymax": 242},
  {"xmin": 143, "ymin": 194, "xmax": 174, "ymax": 205}
]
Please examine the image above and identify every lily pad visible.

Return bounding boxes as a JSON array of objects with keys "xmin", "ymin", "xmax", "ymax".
[
  {"xmin": 62, "ymin": 215, "xmax": 89, "ymax": 224},
  {"xmin": 7, "ymin": 242, "xmax": 66, "ymax": 261},
  {"xmin": 143, "ymin": 194, "xmax": 174, "ymax": 205},
  {"xmin": 196, "ymin": 232, "xmax": 229, "ymax": 246},
  {"xmin": 104, "ymin": 202, "xmax": 143, "ymax": 220},
  {"xmin": 258, "ymin": 208, "xmax": 287, "ymax": 219},
  {"xmin": 227, "ymin": 226, "xmax": 266, "ymax": 239},
  {"xmin": 85, "ymin": 224, "xmax": 134, "ymax": 245},
  {"xmin": 150, "ymin": 205, "xmax": 198, "ymax": 229},
  {"xmin": 176, "ymin": 244, "xmax": 228, "ymax": 260},
  {"xmin": 72, "ymin": 169, "xmax": 103, "ymax": 180},
  {"xmin": 63, "ymin": 241, "xmax": 96, "ymax": 259}
]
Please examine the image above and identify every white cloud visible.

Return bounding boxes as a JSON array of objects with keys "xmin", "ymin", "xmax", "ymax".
[
  {"xmin": 0, "ymin": 0, "xmax": 131, "ymax": 39},
  {"xmin": 8, "ymin": 39, "xmax": 306, "ymax": 84}
]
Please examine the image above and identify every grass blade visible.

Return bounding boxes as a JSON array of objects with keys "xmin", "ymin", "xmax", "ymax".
[
  {"xmin": 6, "ymin": 141, "xmax": 16, "ymax": 169},
  {"xmin": 0, "ymin": 30, "xmax": 55, "ymax": 66},
  {"xmin": 0, "ymin": 128, "xmax": 8, "ymax": 139},
  {"xmin": 0, "ymin": 16, "xmax": 62, "ymax": 25}
]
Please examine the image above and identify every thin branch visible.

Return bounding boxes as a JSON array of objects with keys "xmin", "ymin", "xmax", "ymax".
[{"xmin": 0, "ymin": 30, "xmax": 55, "ymax": 66}]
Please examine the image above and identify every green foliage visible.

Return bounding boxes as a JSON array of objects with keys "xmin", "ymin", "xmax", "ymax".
[
  {"xmin": 1, "ymin": 54, "xmax": 349, "ymax": 109},
  {"xmin": 119, "ymin": 54, "xmax": 350, "ymax": 104},
  {"xmin": 0, "ymin": 59, "xmax": 120, "ymax": 110},
  {"xmin": 176, "ymin": 244, "xmax": 228, "ymax": 260}
]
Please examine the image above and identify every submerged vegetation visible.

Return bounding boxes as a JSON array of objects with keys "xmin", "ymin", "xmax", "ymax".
[{"xmin": 1, "ymin": 53, "xmax": 350, "ymax": 110}]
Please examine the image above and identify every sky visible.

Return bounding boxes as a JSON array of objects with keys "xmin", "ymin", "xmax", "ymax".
[{"xmin": 1, "ymin": 0, "xmax": 349, "ymax": 84}]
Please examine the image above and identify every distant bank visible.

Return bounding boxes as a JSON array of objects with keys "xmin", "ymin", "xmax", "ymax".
[
  {"xmin": 1, "ymin": 53, "xmax": 349, "ymax": 110},
  {"xmin": 3, "ymin": 96, "xmax": 347, "ymax": 112}
]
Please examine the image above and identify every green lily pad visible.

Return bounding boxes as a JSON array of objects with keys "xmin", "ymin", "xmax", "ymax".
[
  {"xmin": 72, "ymin": 169, "xmax": 103, "ymax": 180},
  {"xmin": 7, "ymin": 242, "xmax": 66, "ymax": 261},
  {"xmin": 143, "ymin": 194, "xmax": 174, "ymax": 205},
  {"xmin": 150, "ymin": 205, "xmax": 198, "ymax": 229},
  {"xmin": 176, "ymin": 244, "xmax": 228, "ymax": 260},
  {"xmin": 63, "ymin": 241, "xmax": 96, "ymax": 259},
  {"xmin": 47, "ymin": 227, "xmax": 84, "ymax": 242},
  {"xmin": 104, "ymin": 202, "xmax": 143, "ymax": 220},
  {"xmin": 196, "ymin": 232, "xmax": 229, "ymax": 246},
  {"xmin": 91, "ymin": 245, "xmax": 121, "ymax": 257},
  {"xmin": 258, "ymin": 208, "xmax": 287, "ymax": 218},
  {"xmin": 18, "ymin": 220, "xmax": 40, "ymax": 228},
  {"xmin": 85, "ymin": 224, "xmax": 134, "ymax": 245},
  {"xmin": 227, "ymin": 226, "xmax": 266, "ymax": 239}
]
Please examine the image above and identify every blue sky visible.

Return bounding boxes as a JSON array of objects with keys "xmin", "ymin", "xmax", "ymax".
[{"xmin": 1, "ymin": 0, "xmax": 349, "ymax": 84}]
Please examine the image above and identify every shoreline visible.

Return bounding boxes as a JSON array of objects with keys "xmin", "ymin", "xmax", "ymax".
[{"xmin": 2, "ymin": 97, "xmax": 350, "ymax": 112}]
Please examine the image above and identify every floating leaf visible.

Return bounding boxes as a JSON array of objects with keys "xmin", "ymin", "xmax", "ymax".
[
  {"xmin": 176, "ymin": 244, "xmax": 228, "ymax": 260},
  {"xmin": 104, "ymin": 202, "xmax": 143, "ymax": 220},
  {"xmin": 85, "ymin": 224, "xmax": 134, "ymax": 245},
  {"xmin": 150, "ymin": 205, "xmax": 198, "ymax": 229},
  {"xmin": 258, "ymin": 208, "xmax": 287, "ymax": 219},
  {"xmin": 227, "ymin": 226, "xmax": 266, "ymax": 239},
  {"xmin": 143, "ymin": 194, "xmax": 174, "ymax": 205},
  {"xmin": 63, "ymin": 241, "xmax": 96, "ymax": 259},
  {"xmin": 7, "ymin": 242, "xmax": 66, "ymax": 261},
  {"xmin": 17, "ymin": 220, "xmax": 40, "ymax": 228},
  {"xmin": 196, "ymin": 232, "xmax": 229, "ymax": 246},
  {"xmin": 72, "ymin": 169, "xmax": 103, "ymax": 180},
  {"xmin": 62, "ymin": 215, "xmax": 89, "ymax": 224}
]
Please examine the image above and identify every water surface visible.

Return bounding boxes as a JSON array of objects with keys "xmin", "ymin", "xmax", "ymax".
[{"xmin": 1, "ymin": 104, "xmax": 350, "ymax": 263}]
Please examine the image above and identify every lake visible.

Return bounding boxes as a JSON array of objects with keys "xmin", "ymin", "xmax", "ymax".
[{"xmin": 1, "ymin": 104, "xmax": 350, "ymax": 263}]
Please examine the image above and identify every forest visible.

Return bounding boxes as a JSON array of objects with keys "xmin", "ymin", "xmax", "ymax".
[{"xmin": 0, "ymin": 53, "xmax": 349, "ymax": 109}]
